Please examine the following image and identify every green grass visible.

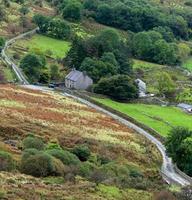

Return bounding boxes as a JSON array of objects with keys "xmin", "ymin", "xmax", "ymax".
[
  {"xmin": 17, "ymin": 34, "xmax": 71, "ymax": 59},
  {"xmin": 94, "ymin": 98, "xmax": 192, "ymax": 137},
  {"xmin": 182, "ymin": 57, "xmax": 192, "ymax": 71},
  {"xmin": 3, "ymin": 67, "xmax": 15, "ymax": 82},
  {"xmin": 133, "ymin": 59, "xmax": 163, "ymax": 69}
]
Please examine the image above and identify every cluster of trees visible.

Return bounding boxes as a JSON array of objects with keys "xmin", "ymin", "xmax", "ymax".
[
  {"xmin": 84, "ymin": 0, "xmax": 191, "ymax": 40},
  {"xmin": 65, "ymin": 28, "xmax": 138, "ymax": 100},
  {"xmin": 33, "ymin": 14, "xmax": 71, "ymax": 40},
  {"xmin": 20, "ymin": 53, "xmax": 60, "ymax": 83},
  {"xmin": 20, "ymin": 53, "xmax": 47, "ymax": 83},
  {"xmin": 65, "ymin": 29, "xmax": 132, "ymax": 80},
  {"xmin": 47, "ymin": 0, "xmax": 192, "ymax": 42},
  {"xmin": 47, "ymin": 0, "xmax": 82, "ymax": 21},
  {"xmin": 166, "ymin": 127, "xmax": 192, "ymax": 176}
]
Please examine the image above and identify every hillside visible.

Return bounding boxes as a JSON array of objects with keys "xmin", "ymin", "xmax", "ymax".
[
  {"xmin": 0, "ymin": 85, "xmax": 164, "ymax": 199},
  {"xmin": 0, "ymin": 0, "xmax": 191, "ymax": 199}
]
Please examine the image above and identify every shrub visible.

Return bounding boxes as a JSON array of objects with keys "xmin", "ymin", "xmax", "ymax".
[
  {"xmin": 20, "ymin": 152, "xmax": 54, "ymax": 177},
  {"xmin": 154, "ymin": 191, "xmax": 176, "ymax": 200},
  {"xmin": 52, "ymin": 157, "xmax": 66, "ymax": 176},
  {"xmin": 46, "ymin": 149, "xmax": 80, "ymax": 165},
  {"xmin": 0, "ymin": 151, "xmax": 15, "ymax": 171},
  {"xmin": 22, "ymin": 136, "xmax": 45, "ymax": 150},
  {"xmin": 45, "ymin": 142, "xmax": 62, "ymax": 151},
  {"xmin": 72, "ymin": 145, "xmax": 91, "ymax": 161},
  {"xmin": 21, "ymin": 148, "xmax": 40, "ymax": 162},
  {"xmin": 79, "ymin": 161, "xmax": 96, "ymax": 178},
  {"xmin": 89, "ymin": 169, "xmax": 107, "ymax": 185}
]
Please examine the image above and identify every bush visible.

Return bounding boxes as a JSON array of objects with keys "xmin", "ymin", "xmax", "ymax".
[
  {"xmin": 21, "ymin": 152, "xmax": 54, "ymax": 177},
  {"xmin": 154, "ymin": 191, "xmax": 176, "ymax": 200},
  {"xmin": 0, "ymin": 151, "xmax": 15, "ymax": 171},
  {"xmin": 45, "ymin": 142, "xmax": 62, "ymax": 151},
  {"xmin": 46, "ymin": 149, "xmax": 80, "ymax": 165},
  {"xmin": 21, "ymin": 148, "xmax": 39, "ymax": 161},
  {"xmin": 79, "ymin": 161, "xmax": 96, "ymax": 178},
  {"xmin": 72, "ymin": 145, "xmax": 91, "ymax": 161},
  {"xmin": 52, "ymin": 157, "xmax": 66, "ymax": 176},
  {"xmin": 22, "ymin": 136, "xmax": 45, "ymax": 150},
  {"xmin": 94, "ymin": 75, "xmax": 138, "ymax": 101}
]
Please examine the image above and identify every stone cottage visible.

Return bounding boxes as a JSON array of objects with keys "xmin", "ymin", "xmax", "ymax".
[{"xmin": 65, "ymin": 69, "xmax": 93, "ymax": 90}]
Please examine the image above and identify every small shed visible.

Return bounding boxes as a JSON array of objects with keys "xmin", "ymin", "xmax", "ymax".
[
  {"xmin": 177, "ymin": 103, "xmax": 192, "ymax": 113},
  {"xmin": 135, "ymin": 79, "xmax": 147, "ymax": 97},
  {"xmin": 65, "ymin": 69, "xmax": 93, "ymax": 90}
]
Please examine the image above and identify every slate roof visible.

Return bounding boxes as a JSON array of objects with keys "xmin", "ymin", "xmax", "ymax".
[{"xmin": 65, "ymin": 70, "xmax": 83, "ymax": 82}]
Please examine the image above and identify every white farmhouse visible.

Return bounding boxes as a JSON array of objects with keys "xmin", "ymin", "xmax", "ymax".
[
  {"xmin": 135, "ymin": 79, "xmax": 147, "ymax": 97},
  {"xmin": 65, "ymin": 69, "xmax": 93, "ymax": 90}
]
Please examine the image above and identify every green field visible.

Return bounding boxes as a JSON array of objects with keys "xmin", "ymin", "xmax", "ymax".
[
  {"xmin": 133, "ymin": 59, "xmax": 163, "ymax": 69},
  {"xmin": 94, "ymin": 98, "xmax": 192, "ymax": 137},
  {"xmin": 182, "ymin": 57, "xmax": 192, "ymax": 71},
  {"xmin": 17, "ymin": 34, "xmax": 71, "ymax": 59}
]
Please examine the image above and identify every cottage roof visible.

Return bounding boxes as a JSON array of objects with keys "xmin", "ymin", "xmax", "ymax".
[
  {"xmin": 135, "ymin": 79, "xmax": 146, "ymax": 85},
  {"xmin": 66, "ymin": 70, "xmax": 83, "ymax": 82}
]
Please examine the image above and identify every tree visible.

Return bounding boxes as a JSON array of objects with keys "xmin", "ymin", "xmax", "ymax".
[
  {"xmin": 168, "ymin": 15, "xmax": 189, "ymax": 40},
  {"xmin": 165, "ymin": 127, "xmax": 192, "ymax": 176},
  {"xmin": 177, "ymin": 43, "xmax": 191, "ymax": 63},
  {"xmin": 62, "ymin": 1, "xmax": 82, "ymax": 21},
  {"xmin": 153, "ymin": 40, "xmax": 178, "ymax": 65},
  {"xmin": 50, "ymin": 64, "xmax": 60, "ymax": 80},
  {"xmin": 48, "ymin": 18, "xmax": 71, "ymax": 39},
  {"xmin": 95, "ymin": 29, "xmax": 121, "ymax": 52},
  {"xmin": 157, "ymin": 72, "xmax": 176, "ymax": 97},
  {"xmin": 153, "ymin": 26, "xmax": 175, "ymax": 42},
  {"xmin": 33, "ymin": 14, "xmax": 50, "ymax": 34},
  {"xmin": 94, "ymin": 75, "xmax": 138, "ymax": 100},
  {"xmin": 100, "ymin": 52, "xmax": 118, "ymax": 68},
  {"xmin": 80, "ymin": 57, "xmax": 118, "ymax": 82},
  {"xmin": 132, "ymin": 32, "xmax": 153, "ymax": 60},
  {"xmin": 39, "ymin": 70, "xmax": 50, "ymax": 84},
  {"xmin": 96, "ymin": 4, "xmax": 113, "ymax": 25},
  {"xmin": 20, "ymin": 53, "xmax": 46, "ymax": 82}
]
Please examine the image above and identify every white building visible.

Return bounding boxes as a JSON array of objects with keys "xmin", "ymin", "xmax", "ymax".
[
  {"xmin": 178, "ymin": 103, "xmax": 192, "ymax": 113},
  {"xmin": 65, "ymin": 69, "xmax": 93, "ymax": 90},
  {"xmin": 135, "ymin": 79, "xmax": 147, "ymax": 97}
]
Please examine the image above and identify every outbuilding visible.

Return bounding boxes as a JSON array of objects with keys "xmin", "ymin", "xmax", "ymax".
[{"xmin": 135, "ymin": 79, "xmax": 147, "ymax": 97}]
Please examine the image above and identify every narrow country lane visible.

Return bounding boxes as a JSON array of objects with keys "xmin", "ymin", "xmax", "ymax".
[{"xmin": 64, "ymin": 93, "xmax": 191, "ymax": 187}]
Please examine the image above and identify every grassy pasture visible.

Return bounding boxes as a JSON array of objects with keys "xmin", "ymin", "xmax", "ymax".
[
  {"xmin": 133, "ymin": 59, "xmax": 163, "ymax": 69},
  {"xmin": 182, "ymin": 56, "xmax": 192, "ymax": 71},
  {"xmin": 94, "ymin": 98, "xmax": 192, "ymax": 137},
  {"xmin": 15, "ymin": 34, "xmax": 71, "ymax": 59}
]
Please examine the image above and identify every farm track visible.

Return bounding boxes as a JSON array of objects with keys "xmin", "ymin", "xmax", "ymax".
[{"xmin": 1, "ymin": 29, "xmax": 191, "ymax": 187}]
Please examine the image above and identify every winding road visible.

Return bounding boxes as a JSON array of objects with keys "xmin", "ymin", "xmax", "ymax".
[{"xmin": 1, "ymin": 29, "xmax": 191, "ymax": 187}]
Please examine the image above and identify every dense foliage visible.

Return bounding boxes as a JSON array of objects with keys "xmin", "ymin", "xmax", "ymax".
[
  {"xmin": 94, "ymin": 75, "xmax": 138, "ymax": 101},
  {"xmin": 20, "ymin": 53, "xmax": 47, "ymax": 83},
  {"xmin": 33, "ymin": 14, "xmax": 71, "ymax": 40},
  {"xmin": 166, "ymin": 127, "xmax": 192, "ymax": 176},
  {"xmin": 65, "ymin": 29, "xmax": 133, "ymax": 83}
]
